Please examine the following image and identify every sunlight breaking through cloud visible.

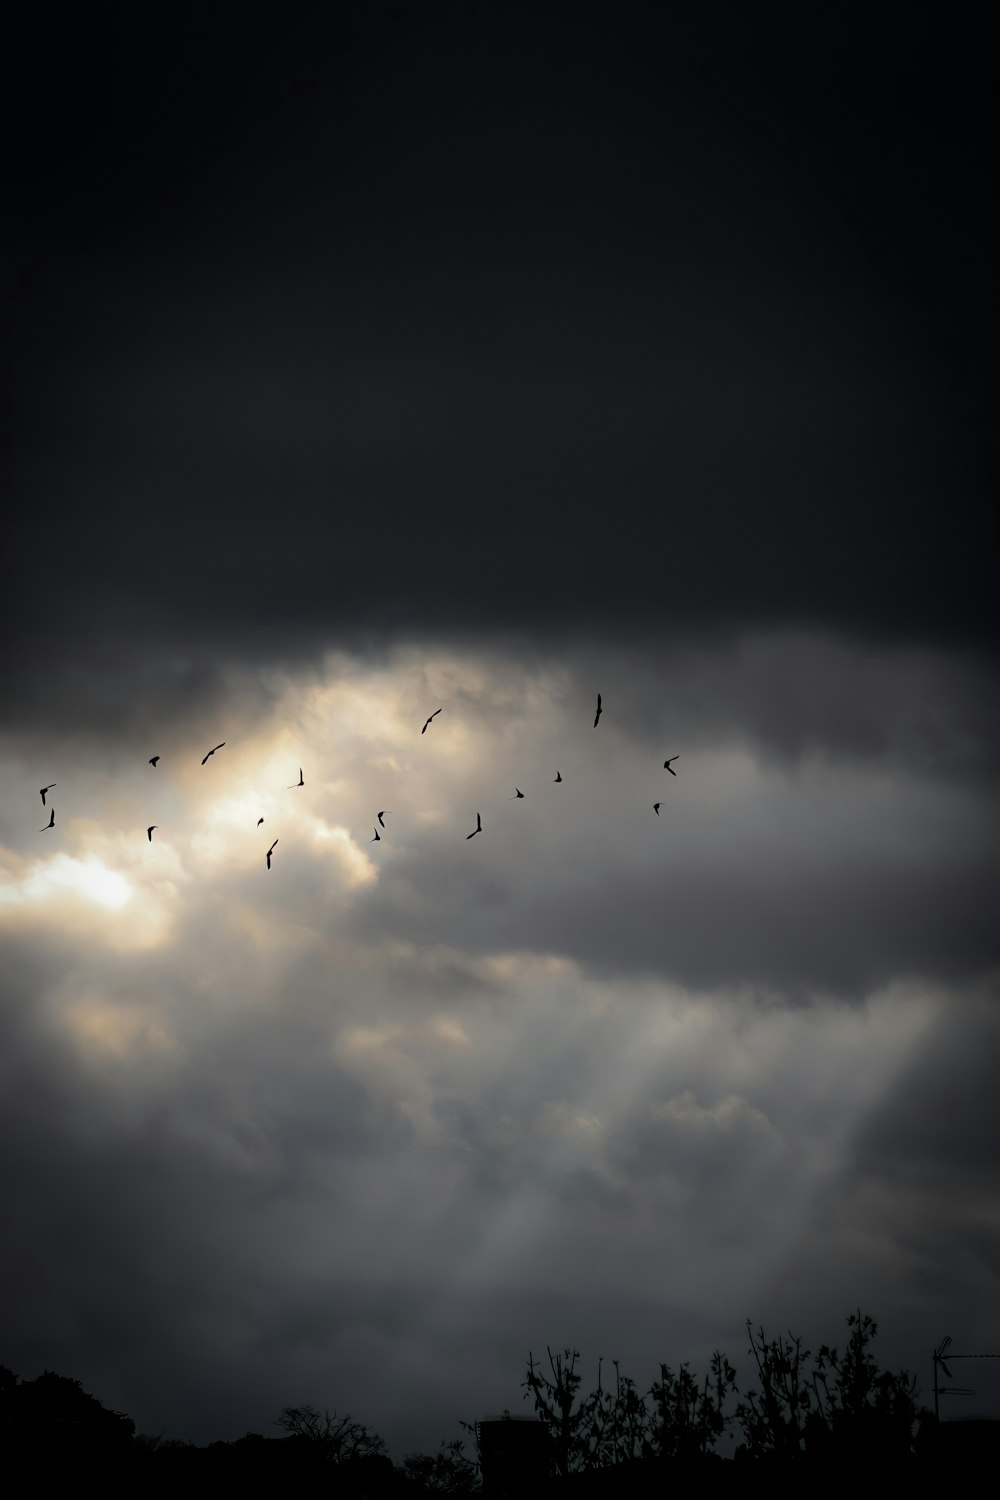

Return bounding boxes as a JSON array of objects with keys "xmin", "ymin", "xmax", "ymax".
[{"xmin": 2, "ymin": 853, "xmax": 133, "ymax": 910}]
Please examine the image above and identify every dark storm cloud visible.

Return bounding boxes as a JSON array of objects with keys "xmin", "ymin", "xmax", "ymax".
[
  {"xmin": 565, "ymin": 635, "xmax": 1000, "ymax": 782},
  {"xmin": 3, "ymin": 5, "xmax": 997, "ymax": 735}
]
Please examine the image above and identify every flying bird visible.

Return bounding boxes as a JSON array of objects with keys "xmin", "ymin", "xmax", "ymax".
[
  {"xmin": 512, "ymin": 788, "xmax": 524, "ymax": 799},
  {"xmin": 41, "ymin": 809, "xmax": 55, "ymax": 831},
  {"xmin": 288, "ymin": 767, "xmax": 304, "ymax": 788},
  {"xmin": 466, "ymin": 812, "xmax": 482, "ymax": 839},
  {"xmin": 593, "ymin": 693, "xmax": 603, "ymax": 728},
  {"xmin": 421, "ymin": 708, "xmax": 442, "ymax": 734},
  {"xmin": 266, "ymin": 839, "xmax": 278, "ymax": 870},
  {"xmin": 147, "ymin": 826, "xmax": 157, "ymax": 842},
  {"xmin": 653, "ymin": 803, "xmax": 661, "ymax": 815},
  {"xmin": 148, "ymin": 756, "xmax": 160, "ymax": 767},
  {"xmin": 39, "ymin": 784, "xmax": 56, "ymax": 805},
  {"xmin": 201, "ymin": 742, "xmax": 225, "ymax": 765},
  {"xmin": 664, "ymin": 756, "xmax": 680, "ymax": 776},
  {"xmin": 377, "ymin": 811, "xmax": 389, "ymax": 828},
  {"xmin": 257, "ymin": 817, "xmax": 264, "ymax": 827},
  {"xmin": 554, "ymin": 771, "xmax": 562, "ymax": 783},
  {"xmin": 371, "ymin": 826, "xmax": 381, "ymax": 842}
]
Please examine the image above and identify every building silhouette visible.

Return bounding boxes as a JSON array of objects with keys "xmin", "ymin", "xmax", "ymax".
[{"xmin": 477, "ymin": 1414, "xmax": 552, "ymax": 1498}]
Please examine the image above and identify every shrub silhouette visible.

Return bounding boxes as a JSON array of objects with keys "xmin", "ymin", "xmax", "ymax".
[
  {"xmin": 735, "ymin": 1310, "xmax": 924, "ymax": 1463},
  {"xmin": 402, "ymin": 1437, "xmax": 481, "ymax": 1492},
  {"xmin": 646, "ymin": 1351, "xmax": 737, "ymax": 1461},
  {"xmin": 522, "ymin": 1346, "xmax": 589, "ymax": 1475},
  {"xmin": 806, "ymin": 1310, "xmax": 924, "ymax": 1465},
  {"xmin": 521, "ymin": 1344, "xmax": 736, "ymax": 1475},
  {"xmin": 736, "ymin": 1321, "xmax": 814, "ymax": 1458}
]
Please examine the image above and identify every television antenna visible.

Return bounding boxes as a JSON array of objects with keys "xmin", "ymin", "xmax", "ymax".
[{"xmin": 932, "ymin": 1337, "xmax": 1000, "ymax": 1420}]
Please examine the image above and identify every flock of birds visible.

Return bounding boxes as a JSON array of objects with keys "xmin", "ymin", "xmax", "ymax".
[{"xmin": 35, "ymin": 695, "xmax": 680, "ymax": 869}]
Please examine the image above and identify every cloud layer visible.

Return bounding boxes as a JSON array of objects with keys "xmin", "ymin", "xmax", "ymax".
[{"xmin": 2, "ymin": 641, "xmax": 997, "ymax": 1448}]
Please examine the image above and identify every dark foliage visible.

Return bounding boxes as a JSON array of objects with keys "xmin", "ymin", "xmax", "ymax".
[
  {"xmin": 402, "ymin": 1437, "xmax": 481, "ymax": 1493},
  {"xmin": 1, "ymin": 1311, "xmax": 972, "ymax": 1491},
  {"xmin": 735, "ymin": 1311, "xmax": 927, "ymax": 1466},
  {"xmin": 275, "ymin": 1401, "xmax": 387, "ymax": 1462},
  {"xmin": 521, "ymin": 1343, "xmax": 738, "ymax": 1475},
  {"xmin": 0, "ymin": 1364, "xmax": 134, "ymax": 1475}
]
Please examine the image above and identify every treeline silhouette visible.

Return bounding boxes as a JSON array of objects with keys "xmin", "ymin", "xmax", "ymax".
[{"xmin": 0, "ymin": 1313, "xmax": 986, "ymax": 1493}]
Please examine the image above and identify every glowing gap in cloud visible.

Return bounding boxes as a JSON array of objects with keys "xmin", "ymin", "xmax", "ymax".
[{"xmin": 1, "ymin": 854, "xmax": 133, "ymax": 911}]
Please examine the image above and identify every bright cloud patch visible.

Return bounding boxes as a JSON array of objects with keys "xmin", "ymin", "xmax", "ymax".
[{"xmin": 2, "ymin": 853, "xmax": 133, "ymax": 910}]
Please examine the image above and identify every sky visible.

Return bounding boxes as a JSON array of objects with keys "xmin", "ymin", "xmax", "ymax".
[{"xmin": 2, "ymin": 1, "xmax": 998, "ymax": 1458}]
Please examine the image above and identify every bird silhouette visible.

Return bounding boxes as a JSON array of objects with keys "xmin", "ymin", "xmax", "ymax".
[
  {"xmin": 593, "ymin": 693, "xmax": 603, "ymax": 728},
  {"xmin": 653, "ymin": 803, "xmax": 661, "ymax": 815},
  {"xmin": 39, "ymin": 784, "xmax": 56, "ymax": 805},
  {"xmin": 40, "ymin": 809, "xmax": 55, "ymax": 831},
  {"xmin": 512, "ymin": 788, "xmax": 524, "ymax": 799},
  {"xmin": 664, "ymin": 756, "xmax": 679, "ymax": 776},
  {"xmin": 371, "ymin": 826, "xmax": 381, "ymax": 842},
  {"xmin": 147, "ymin": 826, "xmax": 157, "ymax": 842},
  {"xmin": 466, "ymin": 812, "xmax": 482, "ymax": 839},
  {"xmin": 288, "ymin": 768, "xmax": 304, "ymax": 788},
  {"xmin": 421, "ymin": 708, "xmax": 442, "ymax": 734},
  {"xmin": 257, "ymin": 817, "xmax": 264, "ymax": 827},
  {"xmin": 201, "ymin": 742, "xmax": 225, "ymax": 765},
  {"xmin": 377, "ymin": 811, "xmax": 389, "ymax": 828},
  {"xmin": 266, "ymin": 839, "xmax": 278, "ymax": 870},
  {"xmin": 554, "ymin": 771, "xmax": 562, "ymax": 783},
  {"xmin": 148, "ymin": 756, "xmax": 160, "ymax": 767}
]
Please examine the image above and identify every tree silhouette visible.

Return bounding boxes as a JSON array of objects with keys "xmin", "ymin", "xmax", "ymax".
[
  {"xmin": 0, "ymin": 1366, "xmax": 134, "ymax": 1471},
  {"xmin": 274, "ymin": 1403, "xmax": 386, "ymax": 1464},
  {"xmin": 402, "ymin": 1437, "xmax": 481, "ymax": 1492}
]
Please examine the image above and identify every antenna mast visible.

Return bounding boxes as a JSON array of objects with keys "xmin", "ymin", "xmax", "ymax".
[{"xmin": 932, "ymin": 1337, "xmax": 1000, "ymax": 1420}]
